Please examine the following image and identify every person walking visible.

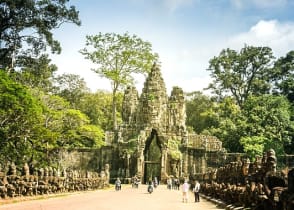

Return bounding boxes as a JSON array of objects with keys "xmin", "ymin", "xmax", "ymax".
[
  {"xmin": 182, "ymin": 180, "xmax": 189, "ymax": 203},
  {"xmin": 193, "ymin": 180, "xmax": 200, "ymax": 202}
]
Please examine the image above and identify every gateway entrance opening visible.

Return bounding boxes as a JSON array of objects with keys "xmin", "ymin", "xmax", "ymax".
[{"xmin": 143, "ymin": 129, "xmax": 161, "ymax": 183}]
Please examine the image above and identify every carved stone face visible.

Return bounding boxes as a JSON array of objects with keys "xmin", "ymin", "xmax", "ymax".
[{"xmin": 268, "ymin": 162, "xmax": 277, "ymax": 172}]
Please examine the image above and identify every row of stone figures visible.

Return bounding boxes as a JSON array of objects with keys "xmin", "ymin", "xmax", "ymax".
[
  {"xmin": 0, "ymin": 162, "xmax": 110, "ymax": 199},
  {"xmin": 199, "ymin": 149, "xmax": 293, "ymax": 210}
]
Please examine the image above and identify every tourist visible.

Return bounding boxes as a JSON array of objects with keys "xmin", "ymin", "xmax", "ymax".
[
  {"xmin": 153, "ymin": 177, "xmax": 158, "ymax": 188},
  {"xmin": 167, "ymin": 177, "xmax": 172, "ymax": 190},
  {"xmin": 115, "ymin": 178, "xmax": 121, "ymax": 191},
  {"xmin": 174, "ymin": 177, "xmax": 180, "ymax": 190},
  {"xmin": 182, "ymin": 180, "xmax": 189, "ymax": 203},
  {"xmin": 193, "ymin": 180, "xmax": 200, "ymax": 202}
]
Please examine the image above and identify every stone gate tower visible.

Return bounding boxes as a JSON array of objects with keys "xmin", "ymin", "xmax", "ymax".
[{"xmin": 105, "ymin": 63, "xmax": 224, "ymax": 183}]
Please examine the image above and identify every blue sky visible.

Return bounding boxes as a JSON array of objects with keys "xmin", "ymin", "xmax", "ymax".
[{"xmin": 51, "ymin": 0, "xmax": 294, "ymax": 94}]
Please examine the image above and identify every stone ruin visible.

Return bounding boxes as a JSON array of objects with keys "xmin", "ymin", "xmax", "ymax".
[
  {"xmin": 199, "ymin": 149, "xmax": 294, "ymax": 210},
  {"xmin": 102, "ymin": 63, "xmax": 225, "ymax": 183},
  {"xmin": 0, "ymin": 162, "xmax": 110, "ymax": 199}
]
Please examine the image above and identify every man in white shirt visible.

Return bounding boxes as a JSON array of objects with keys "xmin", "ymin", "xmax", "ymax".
[{"xmin": 193, "ymin": 180, "xmax": 200, "ymax": 202}]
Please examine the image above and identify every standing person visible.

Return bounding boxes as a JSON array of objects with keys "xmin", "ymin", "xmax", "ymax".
[
  {"xmin": 153, "ymin": 177, "xmax": 158, "ymax": 188},
  {"xmin": 174, "ymin": 177, "xmax": 180, "ymax": 190},
  {"xmin": 167, "ymin": 177, "xmax": 172, "ymax": 190},
  {"xmin": 193, "ymin": 180, "xmax": 200, "ymax": 202},
  {"xmin": 115, "ymin": 177, "xmax": 121, "ymax": 191},
  {"xmin": 182, "ymin": 180, "xmax": 190, "ymax": 203}
]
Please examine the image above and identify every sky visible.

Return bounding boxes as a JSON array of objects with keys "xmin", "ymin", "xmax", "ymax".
[{"xmin": 51, "ymin": 0, "xmax": 294, "ymax": 94}]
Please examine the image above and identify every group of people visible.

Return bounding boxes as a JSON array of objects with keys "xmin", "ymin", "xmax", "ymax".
[
  {"xmin": 115, "ymin": 176, "xmax": 201, "ymax": 203},
  {"xmin": 182, "ymin": 180, "xmax": 201, "ymax": 203},
  {"xmin": 166, "ymin": 177, "xmax": 180, "ymax": 190}
]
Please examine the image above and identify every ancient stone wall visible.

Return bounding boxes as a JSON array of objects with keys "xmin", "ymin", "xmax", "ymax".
[{"xmin": 51, "ymin": 63, "xmax": 226, "ymax": 184}]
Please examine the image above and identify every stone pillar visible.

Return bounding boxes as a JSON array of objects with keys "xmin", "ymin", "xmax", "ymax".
[
  {"xmin": 137, "ymin": 148, "xmax": 144, "ymax": 177},
  {"xmin": 201, "ymin": 155, "xmax": 206, "ymax": 174},
  {"xmin": 189, "ymin": 150, "xmax": 194, "ymax": 174},
  {"xmin": 161, "ymin": 148, "xmax": 168, "ymax": 179},
  {"xmin": 179, "ymin": 158, "xmax": 183, "ymax": 177},
  {"xmin": 183, "ymin": 149, "xmax": 189, "ymax": 175},
  {"xmin": 126, "ymin": 154, "xmax": 130, "ymax": 177}
]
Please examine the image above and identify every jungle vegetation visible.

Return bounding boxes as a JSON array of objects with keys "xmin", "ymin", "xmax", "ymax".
[{"xmin": 0, "ymin": 1, "xmax": 293, "ymax": 168}]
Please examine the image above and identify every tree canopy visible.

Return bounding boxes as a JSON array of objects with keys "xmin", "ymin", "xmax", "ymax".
[
  {"xmin": 272, "ymin": 50, "xmax": 294, "ymax": 103},
  {"xmin": 80, "ymin": 32, "xmax": 158, "ymax": 130},
  {"xmin": 0, "ymin": 0, "xmax": 80, "ymax": 70},
  {"xmin": 203, "ymin": 45, "xmax": 294, "ymax": 158},
  {"xmin": 207, "ymin": 45, "xmax": 275, "ymax": 107}
]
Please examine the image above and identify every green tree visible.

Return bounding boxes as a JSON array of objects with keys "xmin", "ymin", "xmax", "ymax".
[
  {"xmin": 272, "ymin": 51, "xmax": 294, "ymax": 103},
  {"xmin": 80, "ymin": 32, "xmax": 158, "ymax": 130},
  {"xmin": 35, "ymin": 90, "xmax": 105, "ymax": 150},
  {"xmin": 57, "ymin": 109, "xmax": 104, "ymax": 148},
  {"xmin": 77, "ymin": 90, "xmax": 123, "ymax": 131},
  {"xmin": 0, "ymin": 0, "xmax": 80, "ymax": 71},
  {"xmin": 202, "ymin": 97, "xmax": 243, "ymax": 152},
  {"xmin": 0, "ymin": 70, "xmax": 45, "ymax": 164},
  {"xmin": 185, "ymin": 91, "xmax": 214, "ymax": 133},
  {"xmin": 53, "ymin": 73, "xmax": 90, "ymax": 108},
  {"xmin": 240, "ymin": 95, "xmax": 293, "ymax": 158},
  {"xmin": 13, "ymin": 54, "xmax": 58, "ymax": 91},
  {"xmin": 207, "ymin": 45, "xmax": 275, "ymax": 107}
]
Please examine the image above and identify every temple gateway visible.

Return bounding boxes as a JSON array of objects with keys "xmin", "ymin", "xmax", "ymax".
[{"xmin": 100, "ymin": 63, "xmax": 225, "ymax": 183}]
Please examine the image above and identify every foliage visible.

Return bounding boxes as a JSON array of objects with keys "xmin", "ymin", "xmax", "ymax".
[
  {"xmin": 76, "ymin": 90, "xmax": 123, "ymax": 131},
  {"xmin": 185, "ymin": 91, "xmax": 214, "ymax": 133},
  {"xmin": 0, "ymin": 0, "xmax": 80, "ymax": 70},
  {"xmin": 272, "ymin": 50, "xmax": 294, "ymax": 103},
  {"xmin": 240, "ymin": 136, "xmax": 266, "ymax": 159},
  {"xmin": 167, "ymin": 138, "xmax": 182, "ymax": 160},
  {"xmin": 12, "ymin": 54, "xmax": 58, "ymax": 92},
  {"xmin": 53, "ymin": 73, "xmax": 90, "ymax": 108},
  {"xmin": 207, "ymin": 45, "xmax": 275, "ymax": 107},
  {"xmin": 0, "ymin": 70, "xmax": 45, "ymax": 164},
  {"xmin": 202, "ymin": 97, "xmax": 243, "ymax": 152},
  {"xmin": 0, "ymin": 78, "xmax": 105, "ymax": 166},
  {"xmin": 240, "ymin": 95, "xmax": 293, "ymax": 158},
  {"xmin": 54, "ymin": 108, "xmax": 104, "ymax": 149},
  {"xmin": 77, "ymin": 124, "xmax": 104, "ymax": 148},
  {"xmin": 80, "ymin": 32, "xmax": 158, "ymax": 130}
]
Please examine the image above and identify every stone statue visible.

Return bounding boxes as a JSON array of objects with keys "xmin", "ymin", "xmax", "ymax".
[{"xmin": 104, "ymin": 164, "xmax": 110, "ymax": 185}]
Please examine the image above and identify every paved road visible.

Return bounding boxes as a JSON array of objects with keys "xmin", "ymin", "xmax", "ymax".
[{"xmin": 0, "ymin": 185, "xmax": 223, "ymax": 210}]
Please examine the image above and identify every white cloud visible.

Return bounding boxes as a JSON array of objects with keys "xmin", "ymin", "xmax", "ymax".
[{"xmin": 227, "ymin": 19, "xmax": 294, "ymax": 57}]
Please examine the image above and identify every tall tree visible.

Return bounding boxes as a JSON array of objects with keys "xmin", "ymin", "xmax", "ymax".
[
  {"xmin": 13, "ymin": 54, "xmax": 58, "ymax": 91},
  {"xmin": 0, "ymin": 70, "xmax": 44, "ymax": 164},
  {"xmin": 240, "ymin": 95, "xmax": 293, "ymax": 158},
  {"xmin": 76, "ymin": 90, "xmax": 123, "ymax": 131},
  {"xmin": 53, "ymin": 73, "xmax": 90, "ymax": 108},
  {"xmin": 0, "ymin": 0, "xmax": 80, "ymax": 71},
  {"xmin": 80, "ymin": 32, "xmax": 158, "ymax": 130},
  {"xmin": 185, "ymin": 91, "xmax": 214, "ymax": 133},
  {"xmin": 35, "ymin": 90, "xmax": 105, "ymax": 151},
  {"xmin": 272, "ymin": 50, "xmax": 294, "ymax": 103},
  {"xmin": 207, "ymin": 45, "xmax": 275, "ymax": 107},
  {"xmin": 202, "ymin": 97, "xmax": 243, "ymax": 152}
]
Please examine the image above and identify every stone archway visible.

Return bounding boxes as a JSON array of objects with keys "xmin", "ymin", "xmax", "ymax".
[{"xmin": 143, "ymin": 129, "xmax": 162, "ymax": 183}]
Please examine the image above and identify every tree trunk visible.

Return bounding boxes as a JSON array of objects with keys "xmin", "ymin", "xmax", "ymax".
[{"xmin": 112, "ymin": 88, "xmax": 117, "ymax": 131}]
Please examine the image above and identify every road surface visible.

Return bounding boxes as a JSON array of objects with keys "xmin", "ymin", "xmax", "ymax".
[{"xmin": 0, "ymin": 184, "xmax": 223, "ymax": 210}]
